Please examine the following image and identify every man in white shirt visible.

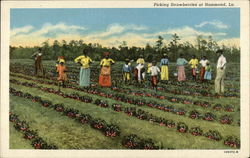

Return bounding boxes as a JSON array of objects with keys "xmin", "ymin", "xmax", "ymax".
[
  {"xmin": 215, "ymin": 50, "xmax": 227, "ymax": 95},
  {"xmin": 149, "ymin": 61, "xmax": 160, "ymax": 91},
  {"xmin": 199, "ymin": 56, "xmax": 208, "ymax": 81}
]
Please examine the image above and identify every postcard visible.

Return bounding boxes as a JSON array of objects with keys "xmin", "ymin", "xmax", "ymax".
[{"xmin": 1, "ymin": 0, "xmax": 249, "ymax": 158}]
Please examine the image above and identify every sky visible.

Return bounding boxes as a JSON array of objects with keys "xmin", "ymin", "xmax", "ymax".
[{"xmin": 10, "ymin": 8, "xmax": 240, "ymax": 48}]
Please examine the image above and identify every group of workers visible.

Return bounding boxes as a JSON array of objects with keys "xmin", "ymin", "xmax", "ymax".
[{"xmin": 32, "ymin": 49, "xmax": 227, "ymax": 95}]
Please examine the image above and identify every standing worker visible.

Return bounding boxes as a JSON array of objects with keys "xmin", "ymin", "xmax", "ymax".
[
  {"xmin": 188, "ymin": 55, "xmax": 199, "ymax": 81},
  {"xmin": 99, "ymin": 52, "xmax": 115, "ymax": 87},
  {"xmin": 135, "ymin": 54, "xmax": 145, "ymax": 83},
  {"xmin": 74, "ymin": 49, "xmax": 93, "ymax": 87},
  {"xmin": 215, "ymin": 50, "xmax": 227, "ymax": 95},
  {"xmin": 199, "ymin": 56, "xmax": 208, "ymax": 81},
  {"xmin": 56, "ymin": 58, "xmax": 67, "ymax": 91},
  {"xmin": 32, "ymin": 48, "xmax": 45, "ymax": 77},
  {"xmin": 149, "ymin": 61, "xmax": 161, "ymax": 91},
  {"xmin": 176, "ymin": 54, "xmax": 188, "ymax": 82},
  {"xmin": 160, "ymin": 53, "xmax": 169, "ymax": 82},
  {"xmin": 122, "ymin": 59, "xmax": 132, "ymax": 84}
]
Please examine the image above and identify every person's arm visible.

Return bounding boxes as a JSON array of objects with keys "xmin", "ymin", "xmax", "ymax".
[
  {"xmin": 110, "ymin": 59, "xmax": 115, "ymax": 65},
  {"xmin": 221, "ymin": 57, "xmax": 227, "ymax": 69},
  {"xmin": 188, "ymin": 59, "xmax": 192, "ymax": 65},
  {"xmin": 89, "ymin": 57, "xmax": 93, "ymax": 64},
  {"xmin": 157, "ymin": 67, "xmax": 161, "ymax": 73},
  {"xmin": 31, "ymin": 52, "xmax": 38, "ymax": 59},
  {"xmin": 100, "ymin": 59, "xmax": 104, "ymax": 67},
  {"xmin": 74, "ymin": 56, "xmax": 81, "ymax": 63},
  {"xmin": 160, "ymin": 59, "xmax": 163, "ymax": 67},
  {"xmin": 184, "ymin": 59, "xmax": 188, "ymax": 65}
]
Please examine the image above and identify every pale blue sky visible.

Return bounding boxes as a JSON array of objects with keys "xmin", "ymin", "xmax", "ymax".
[{"xmin": 10, "ymin": 8, "xmax": 240, "ymax": 47}]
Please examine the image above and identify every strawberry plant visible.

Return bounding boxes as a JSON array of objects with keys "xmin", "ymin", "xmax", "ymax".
[
  {"xmin": 90, "ymin": 119, "xmax": 107, "ymax": 130},
  {"xmin": 166, "ymin": 120, "xmax": 176, "ymax": 128},
  {"xmin": 104, "ymin": 124, "xmax": 120, "ymax": 137},
  {"xmin": 78, "ymin": 114, "xmax": 92, "ymax": 124},
  {"xmin": 9, "ymin": 113, "xmax": 19, "ymax": 123},
  {"xmin": 189, "ymin": 110, "xmax": 200, "ymax": 119},
  {"xmin": 40, "ymin": 100, "xmax": 52, "ymax": 107},
  {"xmin": 190, "ymin": 127, "xmax": 203, "ymax": 136},
  {"xmin": 204, "ymin": 130, "xmax": 222, "ymax": 141},
  {"xmin": 14, "ymin": 121, "xmax": 29, "ymax": 131},
  {"xmin": 224, "ymin": 136, "xmax": 240, "ymax": 148},
  {"xmin": 54, "ymin": 104, "xmax": 65, "ymax": 112},
  {"xmin": 24, "ymin": 130, "xmax": 37, "ymax": 140},
  {"xmin": 177, "ymin": 122, "xmax": 188, "ymax": 133},
  {"xmin": 203, "ymin": 112, "xmax": 216, "ymax": 121},
  {"xmin": 213, "ymin": 104, "xmax": 223, "ymax": 111},
  {"xmin": 112, "ymin": 104, "xmax": 122, "ymax": 112},
  {"xmin": 224, "ymin": 105, "xmax": 234, "ymax": 112},
  {"xmin": 122, "ymin": 134, "xmax": 141, "ymax": 149},
  {"xmin": 64, "ymin": 108, "xmax": 79, "ymax": 118},
  {"xmin": 220, "ymin": 115, "xmax": 233, "ymax": 124},
  {"xmin": 124, "ymin": 107, "xmax": 136, "ymax": 116}
]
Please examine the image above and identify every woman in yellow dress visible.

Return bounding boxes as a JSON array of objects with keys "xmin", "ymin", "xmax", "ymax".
[
  {"xmin": 99, "ymin": 52, "xmax": 115, "ymax": 87},
  {"xmin": 74, "ymin": 49, "xmax": 93, "ymax": 87},
  {"xmin": 160, "ymin": 54, "xmax": 169, "ymax": 82}
]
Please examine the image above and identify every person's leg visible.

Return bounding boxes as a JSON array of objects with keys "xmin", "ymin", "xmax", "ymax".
[
  {"xmin": 220, "ymin": 69, "xmax": 225, "ymax": 94},
  {"xmin": 35, "ymin": 62, "xmax": 38, "ymax": 76},
  {"xmin": 215, "ymin": 68, "xmax": 222, "ymax": 94}
]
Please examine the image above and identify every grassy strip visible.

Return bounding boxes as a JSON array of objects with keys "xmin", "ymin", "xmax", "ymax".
[
  {"xmin": 10, "ymin": 95, "xmax": 123, "ymax": 149},
  {"xmin": 9, "ymin": 77, "xmax": 240, "ymax": 134},
  {"xmin": 10, "ymin": 83, "xmax": 237, "ymax": 149},
  {"xmin": 10, "ymin": 76, "xmax": 240, "ymax": 126},
  {"xmin": 10, "ymin": 72, "xmax": 240, "ymax": 107},
  {"xmin": 9, "ymin": 123, "xmax": 33, "ymax": 149}
]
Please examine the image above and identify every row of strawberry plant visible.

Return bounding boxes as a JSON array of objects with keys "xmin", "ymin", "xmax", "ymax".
[
  {"xmin": 10, "ymin": 73, "xmax": 238, "ymax": 113},
  {"xmin": 10, "ymin": 88, "xmax": 120, "ymax": 138},
  {"xmin": 10, "ymin": 87, "xmax": 164, "ymax": 149},
  {"xmin": 10, "ymin": 88, "xmax": 241, "ymax": 149},
  {"xmin": 10, "ymin": 85, "xmax": 225, "ymax": 146},
  {"xmin": 99, "ymin": 102, "xmax": 239, "ymax": 147},
  {"xmin": 109, "ymin": 86, "xmax": 237, "ymax": 112},
  {"xmin": 9, "ymin": 112, "xmax": 58, "ymax": 149},
  {"xmin": 10, "ymin": 64, "xmax": 239, "ymax": 93},
  {"xmin": 9, "ymin": 78, "xmax": 239, "ymax": 126}
]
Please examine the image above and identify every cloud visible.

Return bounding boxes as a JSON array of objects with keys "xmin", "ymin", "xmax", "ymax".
[
  {"xmin": 11, "ymin": 25, "xmax": 34, "ymax": 36},
  {"xmin": 165, "ymin": 26, "xmax": 226, "ymax": 37},
  {"xmin": 10, "ymin": 23, "xmax": 238, "ymax": 48},
  {"xmin": 195, "ymin": 20, "xmax": 229, "ymax": 29},
  {"xmin": 217, "ymin": 38, "xmax": 240, "ymax": 48},
  {"xmin": 89, "ymin": 23, "xmax": 148, "ymax": 38}
]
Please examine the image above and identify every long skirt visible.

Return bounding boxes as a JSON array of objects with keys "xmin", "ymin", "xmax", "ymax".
[
  {"xmin": 200, "ymin": 67, "xmax": 205, "ymax": 81},
  {"xmin": 79, "ymin": 68, "xmax": 90, "ymax": 87},
  {"xmin": 177, "ymin": 66, "xmax": 186, "ymax": 81},
  {"xmin": 204, "ymin": 71, "xmax": 212, "ymax": 80},
  {"xmin": 151, "ymin": 76, "xmax": 158, "ymax": 86},
  {"xmin": 161, "ymin": 65, "xmax": 169, "ymax": 80},
  {"xmin": 99, "ymin": 66, "xmax": 111, "ymax": 87}
]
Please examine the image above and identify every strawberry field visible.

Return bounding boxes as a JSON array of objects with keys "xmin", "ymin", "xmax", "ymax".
[{"xmin": 9, "ymin": 59, "xmax": 240, "ymax": 149}]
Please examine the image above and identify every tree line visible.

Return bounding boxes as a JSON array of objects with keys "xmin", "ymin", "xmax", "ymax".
[{"xmin": 10, "ymin": 34, "xmax": 240, "ymax": 62}]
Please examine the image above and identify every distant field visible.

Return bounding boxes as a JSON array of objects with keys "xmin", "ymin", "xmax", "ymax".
[{"xmin": 9, "ymin": 59, "xmax": 240, "ymax": 149}]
